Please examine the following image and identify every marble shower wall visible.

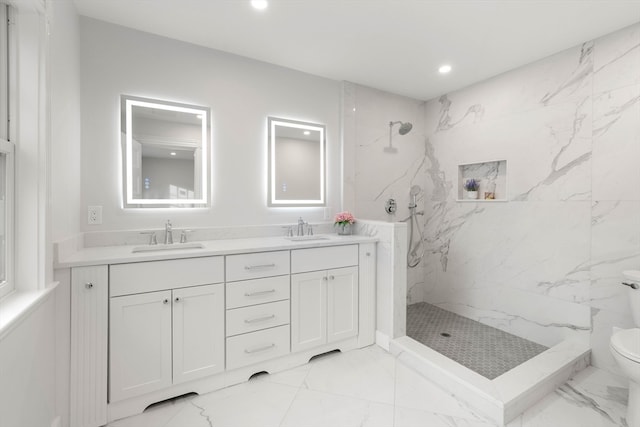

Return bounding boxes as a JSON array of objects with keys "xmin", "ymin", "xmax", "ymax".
[
  {"xmin": 422, "ymin": 23, "xmax": 640, "ymax": 371},
  {"xmin": 342, "ymin": 82, "xmax": 427, "ymax": 304}
]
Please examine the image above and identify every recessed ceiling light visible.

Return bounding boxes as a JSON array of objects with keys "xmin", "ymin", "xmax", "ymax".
[
  {"xmin": 438, "ymin": 64, "xmax": 452, "ymax": 74},
  {"xmin": 170, "ymin": 152, "xmax": 177, "ymax": 156},
  {"xmin": 251, "ymin": 0, "xmax": 268, "ymax": 10},
  {"xmin": 303, "ymin": 131, "xmax": 310, "ymax": 135}
]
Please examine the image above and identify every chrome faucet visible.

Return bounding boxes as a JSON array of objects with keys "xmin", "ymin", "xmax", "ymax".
[
  {"xmin": 297, "ymin": 217, "xmax": 305, "ymax": 236},
  {"xmin": 164, "ymin": 220, "xmax": 173, "ymax": 244}
]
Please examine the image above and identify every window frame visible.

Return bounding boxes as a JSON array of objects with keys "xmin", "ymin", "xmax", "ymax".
[{"xmin": 0, "ymin": 3, "xmax": 14, "ymax": 299}]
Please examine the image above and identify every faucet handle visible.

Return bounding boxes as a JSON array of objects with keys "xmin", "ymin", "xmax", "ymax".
[
  {"xmin": 306, "ymin": 223, "xmax": 313, "ymax": 236},
  {"xmin": 282, "ymin": 226, "xmax": 294, "ymax": 237},
  {"xmin": 180, "ymin": 229, "xmax": 192, "ymax": 244},
  {"xmin": 140, "ymin": 231, "xmax": 157, "ymax": 245}
]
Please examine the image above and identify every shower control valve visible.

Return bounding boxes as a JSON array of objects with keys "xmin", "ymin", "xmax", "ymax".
[{"xmin": 385, "ymin": 198, "xmax": 397, "ymax": 214}]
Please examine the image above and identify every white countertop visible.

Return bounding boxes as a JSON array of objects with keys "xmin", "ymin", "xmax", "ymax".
[{"xmin": 55, "ymin": 234, "xmax": 378, "ymax": 268}]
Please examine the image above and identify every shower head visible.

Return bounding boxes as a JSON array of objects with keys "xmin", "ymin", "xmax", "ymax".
[{"xmin": 390, "ymin": 121, "xmax": 413, "ymax": 135}]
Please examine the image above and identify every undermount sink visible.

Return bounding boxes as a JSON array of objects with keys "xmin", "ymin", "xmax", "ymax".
[
  {"xmin": 284, "ymin": 235, "xmax": 330, "ymax": 241},
  {"xmin": 132, "ymin": 242, "xmax": 205, "ymax": 253}
]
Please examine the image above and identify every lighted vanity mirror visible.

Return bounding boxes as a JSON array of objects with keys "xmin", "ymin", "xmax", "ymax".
[
  {"xmin": 121, "ymin": 95, "xmax": 210, "ymax": 208},
  {"xmin": 268, "ymin": 117, "xmax": 325, "ymax": 207}
]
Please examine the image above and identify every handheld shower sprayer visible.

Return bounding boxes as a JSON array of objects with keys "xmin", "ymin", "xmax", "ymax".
[
  {"xmin": 407, "ymin": 185, "xmax": 425, "ymax": 268},
  {"xmin": 409, "ymin": 184, "xmax": 421, "ymax": 209},
  {"xmin": 384, "ymin": 120, "xmax": 413, "ymax": 153}
]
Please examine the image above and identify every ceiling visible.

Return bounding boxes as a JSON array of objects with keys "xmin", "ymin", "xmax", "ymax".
[{"xmin": 72, "ymin": 0, "xmax": 640, "ymax": 100}]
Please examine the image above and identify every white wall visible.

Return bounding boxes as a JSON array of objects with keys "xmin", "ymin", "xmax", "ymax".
[
  {"xmin": 79, "ymin": 18, "xmax": 341, "ymax": 232},
  {"xmin": 51, "ymin": 0, "xmax": 82, "ymax": 242}
]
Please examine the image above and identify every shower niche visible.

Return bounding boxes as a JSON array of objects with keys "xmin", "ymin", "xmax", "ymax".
[{"xmin": 457, "ymin": 159, "xmax": 507, "ymax": 202}]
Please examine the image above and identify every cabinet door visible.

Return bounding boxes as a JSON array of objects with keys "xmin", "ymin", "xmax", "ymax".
[
  {"xmin": 109, "ymin": 290, "xmax": 172, "ymax": 402},
  {"xmin": 70, "ymin": 266, "xmax": 108, "ymax": 427},
  {"xmin": 172, "ymin": 283, "xmax": 225, "ymax": 385},
  {"xmin": 327, "ymin": 266, "xmax": 359, "ymax": 343},
  {"xmin": 291, "ymin": 271, "xmax": 327, "ymax": 352}
]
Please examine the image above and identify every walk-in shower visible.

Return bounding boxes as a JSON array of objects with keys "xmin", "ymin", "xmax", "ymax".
[{"xmin": 384, "ymin": 120, "xmax": 413, "ymax": 153}]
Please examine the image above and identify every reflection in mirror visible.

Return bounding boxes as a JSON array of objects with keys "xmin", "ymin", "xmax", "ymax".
[
  {"xmin": 268, "ymin": 117, "xmax": 325, "ymax": 207},
  {"xmin": 121, "ymin": 95, "xmax": 209, "ymax": 208}
]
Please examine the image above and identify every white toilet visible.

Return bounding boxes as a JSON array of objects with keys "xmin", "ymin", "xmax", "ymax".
[{"xmin": 610, "ymin": 270, "xmax": 640, "ymax": 427}]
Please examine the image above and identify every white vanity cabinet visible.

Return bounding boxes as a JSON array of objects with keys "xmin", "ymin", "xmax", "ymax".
[
  {"xmin": 109, "ymin": 257, "xmax": 225, "ymax": 402},
  {"xmin": 291, "ymin": 245, "xmax": 359, "ymax": 353},
  {"xmin": 225, "ymin": 251, "xmax": 291, "ymax": 370},
  {"xmin": 64, "ymin": 237, "xmax": 377, "ymax": 425}
]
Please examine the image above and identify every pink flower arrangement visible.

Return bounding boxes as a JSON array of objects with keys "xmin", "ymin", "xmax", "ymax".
[{"xmin": 334, "ymin": 211, "xmax": 355, "ymax": 226}]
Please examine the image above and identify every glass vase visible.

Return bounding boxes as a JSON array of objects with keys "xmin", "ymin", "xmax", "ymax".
[{"xmin": 336, "ymin": 223, "xmax": 353, "ymax": 235}]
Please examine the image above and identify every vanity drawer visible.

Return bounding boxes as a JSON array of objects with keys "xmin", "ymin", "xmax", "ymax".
[
  {"xmin": 226, "ymin": 325, "xmax": 290, "ymax": 370},
  {"xmin": 291, "ymin": 245, "xmax": 358, "ymax": 274},
  {"xmin": 226, "ymin": 300, "xmax": 290, "ymax": 337},
  {"xmin": 226, "ymin": 276, "xmax": 290, "ymax": 309},
  {"xmin": 110, "ymin": 256, "xmax": 224, "ymax": 297},
  {"xmin": 226, "ymin": 251, "xmax": 290, "ymax": 282}
]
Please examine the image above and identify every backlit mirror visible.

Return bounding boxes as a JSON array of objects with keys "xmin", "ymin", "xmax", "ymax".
[
  {"xmin": 268, "ymin": 117, "xmax": 325, "ymax": 207},
  {"xmin": 121, "ymin": 95, "xmax": 209, "ymax": 208}
]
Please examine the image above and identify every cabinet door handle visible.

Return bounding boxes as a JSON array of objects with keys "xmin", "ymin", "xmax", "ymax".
[
  {"xmin": 244, "ymin": 263, "xmax": 276, "ymax": 271},
  {"xmin": 322, "ymin": 276, "xmax": 328, "ymax": 281},
  {"xmin": 163, "ymin": 298, "xmax": 169, "ymax": 304},
  {"xmin": 84, "ymin": 282, "xmax": 93, "ymax": 289},
  {"xmin": 244, "ymin": 314, "xmax": 276, "ymax": 324},
  {"xmin": 174, "ymin": 297, "xmax": 181, "ymax": 303},
  {"xmin": 329, "ymin": 275, "xmax": 335, "ymax": 280},
  {"xmin": 244, "ymin": 289, "xmax": 276, "ymax": 297},
  {"xmin": 244, "ymin": 343, "xmax": 275, "ymax": 354}
]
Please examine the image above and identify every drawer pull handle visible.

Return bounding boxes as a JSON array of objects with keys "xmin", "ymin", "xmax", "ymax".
[
  {"xmin": 244, "ymin": 314, "xmax": 276, "ymax": 324},
  {"xmin": 85, "ymin": 282, "xmax": 93, "ymax": 289},
  {"xmin": 244, "ymin": 263, "xmax": 276, "ymax": 271},
  {"xmin": 244, "ymin": 343, "xmax": 275, "ymax": 354},
  {"xmin": 244, "ymin": 289, "xmax": 276, "ymax": 297}
]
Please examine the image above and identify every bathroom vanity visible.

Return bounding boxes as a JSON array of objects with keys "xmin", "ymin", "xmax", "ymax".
[{"xmin": 58, "ymin": 235, "xmax": 377, "ymax": 427}]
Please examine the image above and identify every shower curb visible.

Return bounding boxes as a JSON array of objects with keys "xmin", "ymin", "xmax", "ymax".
[{"xmin": 389, "ymin": 336, "xmax": 590, "ymax": 426}]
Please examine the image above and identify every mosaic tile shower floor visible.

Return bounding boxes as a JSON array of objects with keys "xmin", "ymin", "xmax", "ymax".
[{"xmin": 407, "ymin": 302, "xmax": 549, "ymax": 379}]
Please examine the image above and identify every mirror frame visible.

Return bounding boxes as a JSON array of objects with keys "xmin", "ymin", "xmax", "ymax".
[
  {"xmin": 121, "ymin": 95, "xmax": 210, "ymax": 208},
  {"xmin": 268, "ymin": 117, "xmax": 326, "ymax": 207}
]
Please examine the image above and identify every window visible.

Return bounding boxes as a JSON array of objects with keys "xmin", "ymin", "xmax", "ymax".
[{"xmin": 0, "ymin": 3, "xmax": 14, "ymax": 299}]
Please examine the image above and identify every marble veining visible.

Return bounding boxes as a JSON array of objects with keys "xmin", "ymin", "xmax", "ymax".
[
  {"xmin": 436, "ymin": 94, "xmax": 485, "ymax": 132},
  {"xmin": 540, "ymin": 41, "xmax": 593, "ymax": 105}
]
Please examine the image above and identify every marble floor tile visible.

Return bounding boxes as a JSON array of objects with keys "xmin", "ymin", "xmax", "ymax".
[
  {"xmin": 301, "ymin": 345, "xmax": 397, "ymax": 405},
  {"xmin": 281, "ymin": 388, "xmax": 394, "ymax": 427},
  {"xmin": 170, "ymin": 381, "xmax": 299, "ymax": 427},
  {"xmin": 507, "ymin": 367, "xmax": 628, "ymax": 427},
  {"xmin": 107, "ymin": 346, "xmax": 629, "ymax": 427}
]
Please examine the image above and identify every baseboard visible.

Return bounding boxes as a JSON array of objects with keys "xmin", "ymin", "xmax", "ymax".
[{"xmin": 375, "ymin": 330, "xmax": 390, "ymax": 351}]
